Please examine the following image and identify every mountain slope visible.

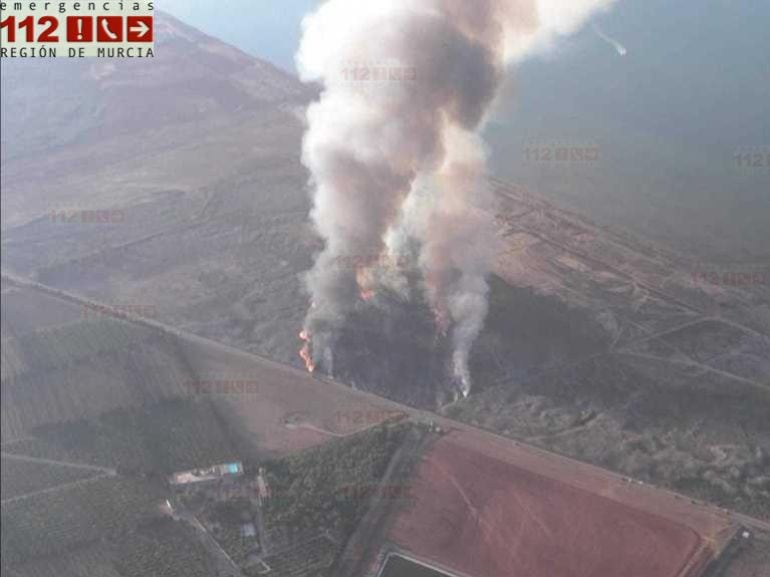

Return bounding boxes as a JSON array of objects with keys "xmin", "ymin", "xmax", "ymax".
[
  {"xmin": 0, "ymin": 11, "xmax": 306, "ymax": 164},
  {"xmin": 0, "ymin": 11, "xmax": 311, "ymax": 230}
]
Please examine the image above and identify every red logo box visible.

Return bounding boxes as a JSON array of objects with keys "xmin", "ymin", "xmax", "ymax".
[
  {"xmin": 96, "ymin": 16, "xmax": 123, "ymax": 42},
  {"xmin": 67, "ymin": 16, "xmax": 94, "ymax": 42},
  {"xmin": 126, "ymin": 16, "xmax": 153, "ymax": 42}
]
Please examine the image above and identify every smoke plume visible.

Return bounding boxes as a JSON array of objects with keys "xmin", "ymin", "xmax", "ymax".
[
  {"xmin": 593, "ymin": 23, "xmax": 627, "ymax": 56},
  {"xmin": 297, "ymin": 0, "xmax": 615, "ymax": 396}
]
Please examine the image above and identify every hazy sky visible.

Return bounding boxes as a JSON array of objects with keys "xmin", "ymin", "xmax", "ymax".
[{"xmin": 162, "ymin": 0, "xmax": 319, "ymax": 71}]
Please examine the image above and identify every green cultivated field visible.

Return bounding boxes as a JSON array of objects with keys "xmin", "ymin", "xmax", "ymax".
[
  {"xmin": 2, "ymin": 319, "xmax": 154, "ymax": 380},
  {"xmin": 114, "ymin": 520, "xmax": 212, "ymax": 577},
  {"xmin": 1, "ymin": 477, "xmax": 166, "ymax": 566},
  {"xmin": 1, "ymin": 318, "xmax": 195, "ymax": 440},
  {"xmin": 6, "ymin": 521, "xmax": 212, "ymax": 577},
  {"xmin": 264, "ymin": 422, "xmax": 409, "ymax": 536},
  {"xmin": 4, "ymin": 398, "xmax": 238, "ymax": 475},
  {"xmin": 5, "ymin": 545, "xmax": 123, "ymax": 577},
  {"xmin": 0, "ymin": 457, "xmax": 101, "ymax": 501}
]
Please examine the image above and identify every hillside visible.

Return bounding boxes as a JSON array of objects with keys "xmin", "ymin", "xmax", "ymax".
[
  {"xmin": 0, "ymin": 11, "xmax": 306, "ymax": 164},
  {"xmin": 0, "ymin": 9, "xmax": 767, "ymax": 577},
  {"xmin": 1, "ymin": 11, "xmax": 315, "ymax": 372},
  {"xmin": 2, "ymin": 7, "xmax": 768, "ymax": 518}
]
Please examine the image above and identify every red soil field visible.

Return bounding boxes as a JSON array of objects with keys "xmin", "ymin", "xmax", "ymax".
[{"xmin": 386, "ymin": 431, "xmax": 734, "ymax": 577}]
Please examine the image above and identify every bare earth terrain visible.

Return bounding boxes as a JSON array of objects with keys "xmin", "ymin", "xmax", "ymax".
[{"xmin": 382, "ymin": 430, "xmax": 734, "ymax": 577}]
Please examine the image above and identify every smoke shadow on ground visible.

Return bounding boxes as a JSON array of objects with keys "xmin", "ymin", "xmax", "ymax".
[
  {"xmin": 329, "ymin": 275, "xmax": 610, "ymax": 409},
  {"xmin": 333, "ymin": 288, "xmax": 453, "ymax": 408},
  {"xmin": 470, "ymin": 276, "xmax": 611, "ymax": 393}
]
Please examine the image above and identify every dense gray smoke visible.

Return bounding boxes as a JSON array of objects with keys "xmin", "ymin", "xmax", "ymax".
[{"xmin": 297, "ymin": 0, "xmax": 615, "ymax": 396}]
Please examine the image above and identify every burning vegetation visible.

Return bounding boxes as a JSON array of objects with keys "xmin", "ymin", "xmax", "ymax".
[
  {"xmin": 299, "ymin": 329, "xmax": 315, "ymax": 374},
  {"xmin": 296, "ymin": 0, "xmax": 617, "ymax": 398}
]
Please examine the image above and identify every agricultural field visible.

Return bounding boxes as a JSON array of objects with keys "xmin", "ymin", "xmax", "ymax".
[
  {"xmin": 176, "ymin": 421, "xmax": 415, "ymax": 577},
  {"xmin": 446, "ymin": 350, "xmax": 770, "ymax": 520},
  {"xmin": 720, "ymin": 531, "xmax": 770, "ymax": 577},
  {"xmin": 4, "ymin": 545, "xmax": 123, "ymax": 577},
  {"xmin": 113, "ymin": 520, "xmax": 214, "ymax": 577},
  {"xmin": 1, "ymin": 295, "xmax": 196, "ymax": 441},
  {"xmin": 2, "ymin": 318, "xmax": 156, "ymax": 380},
  {"xmin": 5, "ymin": 520, "xmax": 213, "ymax": 577},
  {"xmin": 0, "ymin": 456, "xmax": 102, "ymax": 501},
  {"xmin": 0, "ymin": 284, "xmax": 86, "ymax": 335},
  {"xmin": 261, "ymin": 533, "xmax": 340, "ymax": 577},
  {"xmin": 1, "ymin": 477, "xmax": 166, "ymax": 567},
  {"xmin": 3, "ymin": 398, "xmax": 239, "ymax": 475},
  {"xmin": 211, "ymin": 519, "xmax": 258, "ymax": 567},
  {"xmin": 174, "ymin": 491, "xmax": 261, "ymax": 568},
  {"xmin": 375, "ymin": 429, "xmax": 736, "ymax": 577},
  {"xmin": 177, "ymin": 330, "xmax": 408, "ymax": 459},
  {"xmin": 262, "ymin": 422, "xmax": 410, "ymax": 537}
]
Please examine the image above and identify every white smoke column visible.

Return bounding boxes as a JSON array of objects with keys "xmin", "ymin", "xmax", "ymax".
[
  {"xmin": 412, "ymin": 127, "xmax": 498, "ymax": 397},
  {"xmin": 297, "ymin": 0, "xmax": 616, "ymax": 389},
  {"xmin": 593, "ymin": 23, "xmax": 627, "ymax": 56}
]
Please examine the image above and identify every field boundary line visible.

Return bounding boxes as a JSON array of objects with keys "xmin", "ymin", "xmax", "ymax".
[
  {"xmin": 1, "ymin": 472, "xmax": 113, "ymax": 506},
  {"xmin": 1, "ymin": 451, "xmax": 117, "ymax": 475}
]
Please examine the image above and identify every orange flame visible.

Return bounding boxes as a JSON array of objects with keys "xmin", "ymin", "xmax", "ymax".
[
  {"xmin": 299, "ymin": 330, "xmax": 316, "ymax": 373},
  {"xmin": 356, "ymin": 267, "xmax": 377, "ymax": 302},
  {"xmin": 360, "ymin": 288, "xmax": 377, "ymax": 301},
  {"xmin": 434, "ymin": 312, "xmax": 450, "ymax": 337}
]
